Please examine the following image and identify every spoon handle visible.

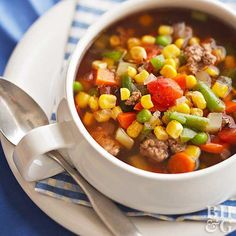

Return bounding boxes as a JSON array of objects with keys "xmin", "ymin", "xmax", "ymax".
[{"xmin": 47, "ymin": 150, "xmax": 142, "ymax": 236}]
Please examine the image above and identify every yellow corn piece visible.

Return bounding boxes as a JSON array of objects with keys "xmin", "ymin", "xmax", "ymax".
[
  {"xmin": 191, "ymin": 91, "xmax": 207, "ymax": 110},
  {"xmin": 185, "ymin": 145, "xmax": 201, "ymax": 160},
  {"xmin": 134, "ymin": 70, "xmax": 149, "ymax": 84},
  {"xmin": 160, "ymin": 65, "xmax": 177, "ymax": 79},
  {"xmin": 88, "ymin": 96, "xmax": 99, "ymax": 111},
  {"xmin": 109, "ymin": 35, "xmax": 121, "ymax": 47},
  {"xmin": 166, "ymin": 120, "xmax": 183, "ymax": 139},
  {"xmin": 158, "ymin": 25, "xmax": 173, "ymax": 35},
  {"xmin": 162, "ymin": 44, "xmax": 181, "ymax": 59},
  {"xmin": 162, "ymin": 113, "xmax": 169, "ymax": 124},
  {"xmin": 141, "ymin": 94, "xmax": 154, "ymax": 109},
  {"xmin": 165, "ymin": 58, "xmax": 176, "ymax": 69},
  {"xmin": 94, "ymin": 109, "xmax": 111, "ymax": 122},
  {"xmin": 98, "ymin": 94, "xmax": 117, "ymax": 109},
  {"xmin": 174, "ymin": 103, "xmax": 190, "ymax": 114},
  {"xmin": 212, "ymin": 81, "xmax": 229, "ymax": 98},
  {"xmin": 190, "ymin": 108, "xmax": 203, "ymax": 117},
  {"xmin": 102, "ymin": 57, "xmax": 114, "ymax": 69},
  {"xmin": 83, "ymin": 112, "xmax": 94, "ymax": 126},
  {"xmin": 111, "ymin": 106, "xmax": 122, "ymax": 120},
  {"xmin": 120, "ymin": 88, "xmax": 131, "ymax": 101},
  {"xmin": 186, "ymin": 75, "xmax": 197, "ymax": 89},
  {"xmin": 130, "ymin": 46, "xmax": 147, "ymax": 62},
  {"xmin": 205, "ymin": 66, "xmax": 219, "ymax": 77},
  {"xmin": 92, "ymin": 60, "xmax": 107, "ymax": 70},
  {"xmin": 175, "ymin": 38, "xmax": 184, "ymax": 49},
  {"xmin": 141, "ymin": 35, "xmax": 156, "ymax": 44},
  {"xmin": 129, "ymin": 155, "xmax": 152, "ymax": 171},
  {"xmin": 127, "ymin": 121, "xmax": 143, "ymax": 138},
  {"xmin": 127, "ymin": 66, "xmax": 137, "ymax": 78},
  {"xmin": 75, "ymin": 92, "xmax": 90, "ymax": 108},
  {"xmin": 127, "ymin": 37, "xmax": 141, "ymax": 49},
  {"xmin": 189, "ymin": 37, "xmax": 200, "ymax": 45},
  {"xmin": 149, "ymin": 116, "xmax": 162, "ymax": 128},
  {"xmin": 154, "ymin": 126, "xmax": 169, "ymax": 141}
]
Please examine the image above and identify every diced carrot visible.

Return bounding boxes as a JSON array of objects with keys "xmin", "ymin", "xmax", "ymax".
[
  {"xmin": 225, "ymin": 100, "xmax": 236, "ymax": 113},
  {"xmin": 95, "ymin": 68, "xmax": 118, "ymax": 86},
  {"xmin": 167, "ymin": 152, "xmax": 195, "ymax": 174},
  {"xmin": 134, "ymin": 102, "xmax": 143, "ymax": 111},
  {"xmin": 200, "ymin": 143, "xmax": 229, "ymax": 154},
  {"xmin": 117, "ymin": 112, "xmax": 136, "ymax": 129},
  {"xmin": 173, "ymin": 74, "xmax": 187, "ymax": 90}
]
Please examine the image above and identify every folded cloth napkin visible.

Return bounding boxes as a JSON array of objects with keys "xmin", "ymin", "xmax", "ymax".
[{"xmin": 35, "ymin": 0, "xmax": 236, "ymax": 224}]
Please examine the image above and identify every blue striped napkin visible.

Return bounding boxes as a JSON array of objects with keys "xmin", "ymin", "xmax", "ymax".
[{"xmin": 35, "ymin": 0, "xmax": 236, "ymax": 225}]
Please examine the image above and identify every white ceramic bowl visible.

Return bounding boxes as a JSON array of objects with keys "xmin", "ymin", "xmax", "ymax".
[{"xmin": 14, "ymin": 0, "xmax": 236, "ymax": 214}]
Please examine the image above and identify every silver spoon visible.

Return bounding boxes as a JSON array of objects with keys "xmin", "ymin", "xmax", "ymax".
[{"xmin": 0, "ymin": 78, "xmax": 142, "ymax": 236}]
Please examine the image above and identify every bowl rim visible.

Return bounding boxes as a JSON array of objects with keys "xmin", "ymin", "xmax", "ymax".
[{"xmin": 66, "ymin": 0, "xmax": 236, "ymax": 181}]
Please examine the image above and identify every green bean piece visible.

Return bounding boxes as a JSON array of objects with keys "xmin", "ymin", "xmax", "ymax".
[
  {"xmin": 195, "ymin": 81, "xmax": 225, "ymax": 112},
  {"xmin": 137, "ymin": 109, "xmax": 152, "ymax": 123},
  {"xmin": 169, "ymin": 112, "xmax": 186, "ymax": 124},
  {"xmin": 102, "ymin": 50, "xmax": 123, "ymax": 62},
  {"xmin": 180, "ymin": 128, "xmax": 197, "ymax": 143},
  {"xmin": 73, "ymin": 81, "xmax": 83, "ymax": 93},
  {"xmin": 121, "ymin": 75, "xmax": 134, "ymax": 92},
  {"xmin": 150, "ymin": 55, "xmax": 165, "ymax": 70},
  {"xmin": 156, "ymin": 35, "xmax": 172, "ymax": 47},
  {"xmin": 191, "ymin": 132, "xmax": 208, "ymax": 145}
]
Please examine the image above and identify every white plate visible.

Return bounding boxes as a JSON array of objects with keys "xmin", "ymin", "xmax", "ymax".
[{"xmin": 2, "ymin": 0, "xmax": 234, "ymax": 235}]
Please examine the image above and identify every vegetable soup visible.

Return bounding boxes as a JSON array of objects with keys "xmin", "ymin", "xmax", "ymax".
[{"xmin": 73, "ymin": 8, "xmax": 236, "ymax": 174}]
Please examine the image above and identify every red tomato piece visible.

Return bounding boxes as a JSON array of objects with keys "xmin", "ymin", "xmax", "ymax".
[
  {"xmin": 134, "ymin": 102, "xmax": 143, "ymax": 111},
  {"xmin": 147, "ymin": 77, "xmax": 183, "ymax": 111},
  {"xmin": 144, "ymin": 44, "xmax": 161, "ymax": 60},
  {"xmin": 173, "ymin": 74, "xmax": 187, "ymax": 90},
  {"xmin": 218, "ymin": 128, "xmax": 236, "ymax": 144}
]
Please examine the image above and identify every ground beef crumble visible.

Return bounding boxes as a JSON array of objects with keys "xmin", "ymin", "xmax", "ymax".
[
  {"xmin": 168, "ymin": 139, "xmax": 186, "ymax": 154},
  {"xmin": 184, "ymin": 44, "xmax": 217, "ymax": 74},
  {"xmin": 90, "ymin": 127, "xmax": 121, "ymax": 156},
  {"xmin": 125, "ymin": 91, "xmax": 142, "ymax": 105}
]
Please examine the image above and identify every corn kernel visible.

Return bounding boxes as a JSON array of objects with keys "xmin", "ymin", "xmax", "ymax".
[
  {"xmin": 141, "ymin": 94, "xmax": 154, "ymax": 109},
  {"xmin": 154, "ymin": 126, "xmax": 169, "ymax": 141},
  {"xmin": 111, "ymin": 106, "xmax": 122, "ymax": 120},
  {"xmin": 185, "ymin": 145, "xmax": 201, "ymax": 160},
  {"xmin": 98, "ymin": 94, "xmax": 117, "ymax": 109},
  {"xmin": 160, "ymin": 65, "xmax": 177, "ymax": 79},
  {"xmin": 92, "ymin": 60, "xmax": 107, "ymax": 70},
  {"xmin": 127, "ymin": 121, "xmax": 143, "ymax": 138},
  {"xmin": 109, "ymin": 35, "xmax": 121, "ymax": 47},
  {"xmin": 175, "ymin": 38, "xmax": 184, "ymax": 49},
  {"xmin": 158, "ymin": 25, "xmax": 173, "ymax": 35},
  {"xmin": 174, "ymin": 103, "xmax": 190, "ymax": 114},
  {"xmin": 204, "ymin": 66, "xmax": 219, "ymax": 77},
  {"xmin": 166, "ymin": 120, "xmax": 183, "ymax": 139},
  {"xmin": 189, "ymin": 37, "xmax": 200, "ymax": 45},
  {"xmin": 83, "ymin": 112, "xmax": 94, "ymax": 126},
  {"xmin": 134, "ymin": 70, "xmax": 149, "ymax": 84},
  {"xmin": 191, "ymin": 91, "xmax": 207, "ymax": 110},
  {"xmin": 127, "ymin": 37, "xmax": 141, "ymax": 49},
  {"xmin": 102, "ymin": 57, "xmax": 114, "ymax": 69},
  {"xmin": 75, "ymin": 92, "xmax": 90, "ymax": 108},
  {"xmin": 165, "ymin": 58, "xmax": 176, "ymax": 69},
  {"xmin": 88, "ymin": 96, "xmax": 99, "ymax": 111},
  {"xmin": 190, "ymin": 108, "xmax": 203, "ymax": 117},
  {"xmin": 94, "ymin": 109, "xmax": 111, "ymax": 122},
  {"xmin": 162, "ymin": 44, "xmax": 181, "ymax": 58},
  {"xmin": 127, "ymin": 66, "xmax": 137, "ymax": 78},
  {"xmin": 212, "ymin": 81, "xmax": 229, "ymax": 98},
  {"xmin": 141, "ymin": 35, "xmax": 156, "ymax": 45},
  {"xmin": 130, "ymin": 46, "xmax": 147, "ymax": 62},
  {"xmin": 149, "ymin": 116, "xmax": 162, "ymax": 128},
  {"xmin": 162, "ymin": 113, "xmax": 169, "ymax": 124},
  {"xmin": 120, "ymin": 88, "xmax": 131, "ymax": 101},
  {"xmin": 186, "ymin": 75, "xmax": 197, "ymax": 89}
]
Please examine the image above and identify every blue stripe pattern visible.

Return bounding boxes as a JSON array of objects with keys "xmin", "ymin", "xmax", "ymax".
[{"xmin": 35, "ymin": 0, "xmax": 236, "ymax": 230}]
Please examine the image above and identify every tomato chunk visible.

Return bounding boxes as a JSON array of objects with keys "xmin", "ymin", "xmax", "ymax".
[
  {"xmin": 218, "ymin": 128, "xmax": 236, "ymax": 144},
  {"xmin": 147, "ymin": 77, "xmax": 183, "ymax": 111}
]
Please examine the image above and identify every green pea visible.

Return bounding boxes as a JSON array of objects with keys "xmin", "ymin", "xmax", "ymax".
[
  {"xmin": 73, "ymin": 81, "xmax": 83, "ymax": 93},
  {"xmin": 150, "ymin": 55, "xmax": 165, "ymax": 70},
  {"xmin": 156, "ymin": 35, "xmax": 172, "ymax": 47},
  {"xmin": 102, "ymin": 50, "xmax": 123, "ymax": 62},
  {"xmin": 137, "ymin": 109, "xmax": 152, "ymax": 123},
  {"xmin": 191, "ymin": 132, "xmax": 208, "ymax": 145}
]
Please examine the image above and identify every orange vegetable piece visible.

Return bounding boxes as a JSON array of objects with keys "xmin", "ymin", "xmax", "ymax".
[
  {"xmin": 134, "ymin": 102, "xmax": 143, "ymax": 111},
  {"xmin": 95, "ymin": 68, "xmax": 118, "ymax": 86},
  {"xmin": 225, "ymin": 100, "xmax": 236, "ymax": 113},
  {"xmin": 168, "ymin": 152, "xmax": 195, "ymax": 174},
  {"xmin": 173, "ymin": 74, "xmax": 187, "ymax": 90},
  {"xmin": 117, "ymin": 112, "xmax": 136, "ymax": 129},
  {"xmin": 200, "ymin": 143, "xmax": 229, "ymax": 154}
]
